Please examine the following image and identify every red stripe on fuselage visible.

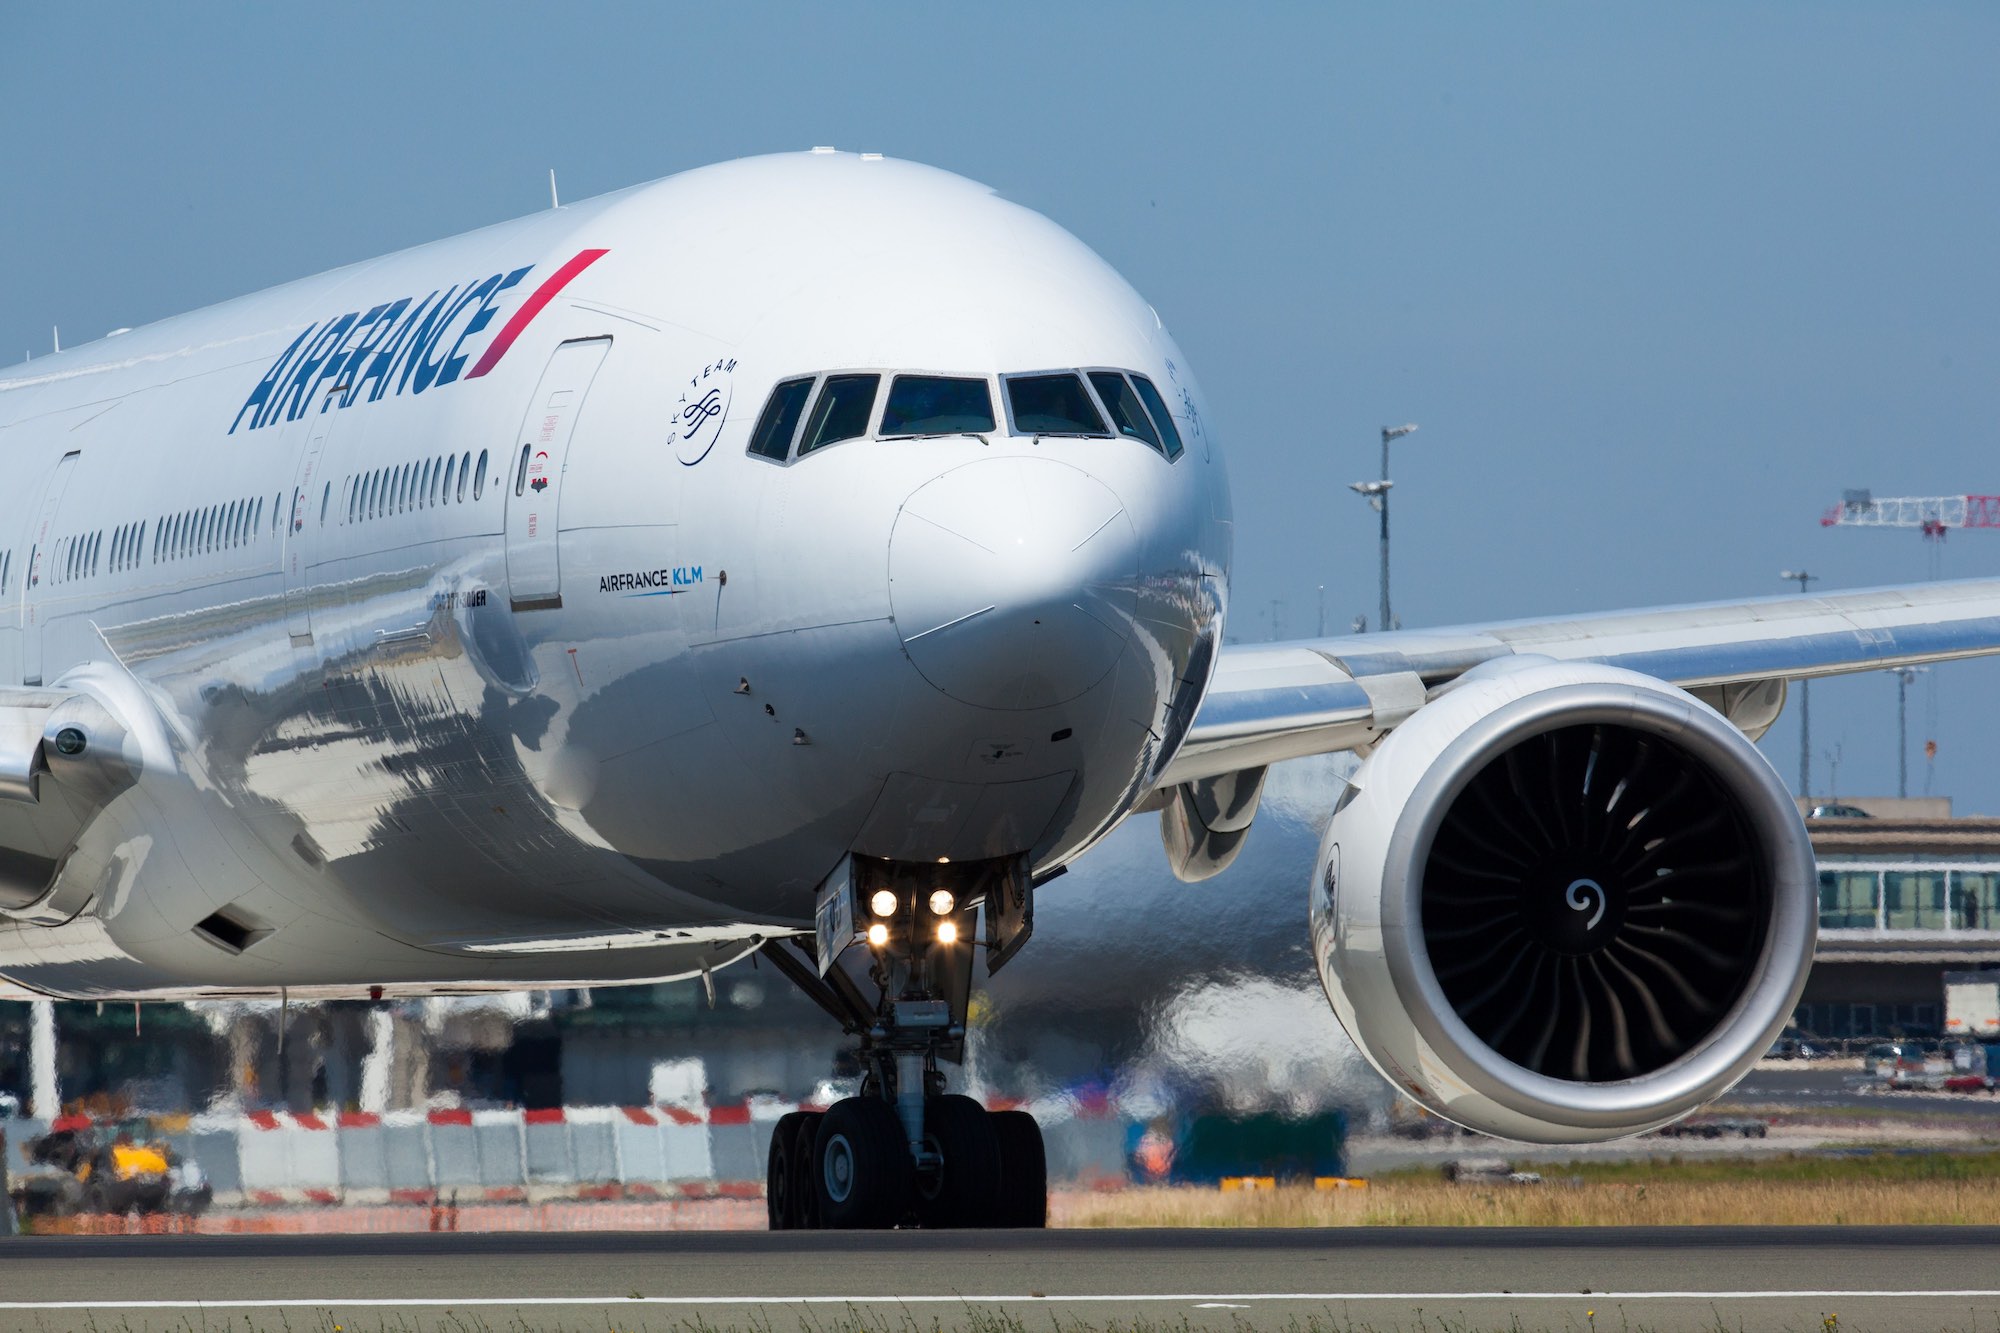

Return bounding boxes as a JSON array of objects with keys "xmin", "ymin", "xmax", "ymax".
[{"xmin": 464, "ymin": 248, "xmax": 609, "ymax": 379}]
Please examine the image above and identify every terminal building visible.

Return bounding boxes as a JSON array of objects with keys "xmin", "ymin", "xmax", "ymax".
[{"xmin": 1798, "ymin": 796, "xmax": 2000, "ymax": 1039}]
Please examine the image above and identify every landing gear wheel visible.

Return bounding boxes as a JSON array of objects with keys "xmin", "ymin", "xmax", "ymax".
[
  {"xmin": 992, "ymin": 1109, "xmax": 1048, "ymax": 1228},
  {"xmin": 815, "ymin": 1096, "xmax": 912, "ymax": 1229},
  {"xmin": 915, "ymin": 1093, "xmax": 1002, "ymax": 1229},
  {"xmin": 766, "ymin": 1110, "xmax": 807, "ymax": 1230},
  {"xmin": 789, "ymin": 1111, "xmax": 824, "ymax": 1230}
]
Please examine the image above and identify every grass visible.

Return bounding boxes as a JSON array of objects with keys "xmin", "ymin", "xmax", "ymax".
[{"xmin": 1053, "ymin": 1150, "xmax": 2000, "ymax": 1228}]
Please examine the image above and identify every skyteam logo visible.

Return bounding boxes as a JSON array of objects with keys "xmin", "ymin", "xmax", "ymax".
[{"xmin": 229, "ymin": 248, "xmax": 609, "ymax": 434}]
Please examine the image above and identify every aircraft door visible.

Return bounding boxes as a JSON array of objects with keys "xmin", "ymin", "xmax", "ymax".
[
  {"xmin": 282, "ymin": 427, "xmax": 330, "ymax": 644},
  {"xmin": 505, "ymin": 337, "xmax": 611, "ymax": 611},
  {"xmin": 20, "ymin": 452, "xmax": 79, "ymax": 687}
]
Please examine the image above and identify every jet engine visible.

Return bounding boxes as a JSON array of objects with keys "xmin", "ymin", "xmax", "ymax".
[{"xmin": 1311, "ymin": 658, "xmax": 1815, "ymax": 1142}]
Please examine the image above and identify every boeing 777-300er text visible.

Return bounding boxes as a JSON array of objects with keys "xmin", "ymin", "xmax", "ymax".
[{"xmin": 2, "ymin": 150, "xmax": 1998, "ymax": 1228}]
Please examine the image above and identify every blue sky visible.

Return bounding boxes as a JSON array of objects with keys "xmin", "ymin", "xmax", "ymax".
[{"xmin": 4, "ymin": 4, "xmax": 1997, "ymax": 808}]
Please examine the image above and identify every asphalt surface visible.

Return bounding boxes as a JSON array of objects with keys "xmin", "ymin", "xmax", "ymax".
[
  {"xmin": 1729, "ymin": 1065, "xmax": 2000, "ymax": 1116},
  {"xmin": 2, "ymin": 1227, "xmax": 1998, "ymax": 1331}
]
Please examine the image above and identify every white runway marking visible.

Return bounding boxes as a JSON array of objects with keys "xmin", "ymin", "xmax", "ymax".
[{"xmin": 0, "ymin": 1289, "xmax": 1998, "ymax": 1311}]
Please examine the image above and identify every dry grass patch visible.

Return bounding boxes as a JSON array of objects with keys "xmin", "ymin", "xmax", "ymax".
[{"xmin": 1054, "ymin": 1150, "xmax": 2000, "ymax": 1227}]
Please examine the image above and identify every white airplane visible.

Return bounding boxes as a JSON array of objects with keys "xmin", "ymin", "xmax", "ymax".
[{"xmin": 3, "ymin": 149, "xmax": 1998, "ymax": 1229}]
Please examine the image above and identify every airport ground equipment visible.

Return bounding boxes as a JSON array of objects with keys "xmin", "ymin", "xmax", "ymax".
[{"xmin": 1945, "ymin": 972, "xmax": 2000, "ymax": 1039}]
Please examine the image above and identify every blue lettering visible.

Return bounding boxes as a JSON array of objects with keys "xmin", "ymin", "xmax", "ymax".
[
  {"xmin": 360, "ymin": 292, "xmax": 438, "ymax": 403},
  {"xmin": 308, "ymin": 305, "xmax": 382, "ymax": 412},
  {"xmin": 337, "ymin": 297, "xmax": 412, "ymax": 407},
  {"xmin": 229, "ymin": 323, "xmax": 316, "ymax": 435},
  {"xmin": 437, "ymin": 267, "xmax": 528, "ymax": 387},
  {"xmin": 393, "ymin": 284, "xmax": 466, "ymax": 395},
  {"xmin": 267, "ymin": 314, "xmax": 355, "ymax": 427}
]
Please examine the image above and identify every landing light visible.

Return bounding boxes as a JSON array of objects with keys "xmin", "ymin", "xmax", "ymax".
[
  {"xmin": 928, "ymin": 890, "xmax": 956, "ymax": 916},
  {"xmin": 866, "ymin": 923, "xmax": 890, "ymax": 947},
  {"xmin": 936, "ymin": 921, "xmax": 958, "ymax": 945},
  {"xmin": 869, "ymin": 889, "xmax": 899, "ymax": 918}
]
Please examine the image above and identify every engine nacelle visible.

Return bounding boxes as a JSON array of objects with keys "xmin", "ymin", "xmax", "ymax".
[{"xmin": 1312, "ymin": 658, "xmax": 1816, "ymax": 1142}]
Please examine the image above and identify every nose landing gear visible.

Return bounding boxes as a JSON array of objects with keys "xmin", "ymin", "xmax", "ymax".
[{"xmin": 758, "ymin": 856, "xmax": 1048, "ymax": 1230}]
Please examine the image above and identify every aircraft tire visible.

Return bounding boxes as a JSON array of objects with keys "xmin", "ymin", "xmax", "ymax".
[
  {"xmin": 815, "ymin": 1096, "xmax": 911, "ymax": 1229},
  {"xmin": 914, "ymin": 1094, "xmax": 1002, "ymax": 1229},
  {"xmin": 765, "ymin": 1111, "xmax": 808, "ymax": 1230},
  {"xmin": 992, "ymin": 1109, "xmax": 1048, "ymax": 1228},
  {"xmin": 789, "ymin": 1110, "xmax": 824, "ymax": 1229}
]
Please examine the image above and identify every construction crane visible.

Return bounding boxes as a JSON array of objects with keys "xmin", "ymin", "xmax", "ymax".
[
  {"xmin": 1816, "ymin": 487, "xmax": 1990, "ymax": 797},
  {"xmin": 1821, "ymin": 489, "xmax": 2000, "ymax": 540}
]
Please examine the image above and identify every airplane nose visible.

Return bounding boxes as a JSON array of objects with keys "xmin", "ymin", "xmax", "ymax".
[{"xmin": 890, "ymin": 457, "xmax": 1139, "ymax": 711}]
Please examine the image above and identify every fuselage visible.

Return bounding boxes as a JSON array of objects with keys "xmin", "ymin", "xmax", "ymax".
[{"xmin": 0, "ymin": 152, "xmax": 1231, "ymax": 998}]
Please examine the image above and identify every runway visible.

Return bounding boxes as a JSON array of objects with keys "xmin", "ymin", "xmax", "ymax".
[{"xmin": 2, "ymin": 1227, "xmax": 1998, "ymax": 1332}]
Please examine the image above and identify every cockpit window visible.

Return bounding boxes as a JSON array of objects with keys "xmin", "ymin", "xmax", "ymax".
[
  {"xmin": 1088, "ymin": 372, "xmax": 1163, "ymax": 453},
  {"xmin": 1129, "ymin": 374, "xmax": 1185, "ymax": 460},
  {"xmin": 797, "ymin": 374, "xmax": 880, "ymax": 456},
  {"xmin": 1005, "ymin": 373, "xmax": 1108, "ymax": 436},
  {"xmin": 748, "ymin": 377, "xmax": 814, "ymax": 461},
  {"xmin": 880, "ymin": 376, "xmax": 996, "ymax": 436}
]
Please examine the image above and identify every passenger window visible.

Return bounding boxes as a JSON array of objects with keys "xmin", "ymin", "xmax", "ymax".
[
  {"xmin": 515, "ymin": 444, "xmax": 532, "ymax": 496},
  {"xmin": 443, "ymin": 455, "xmax": 457, "ymax": 503},
  {"xmin": 798, "ymin": 374, "xmax": 880, "ymax": 457},
  {"xmin": 1088, "ymin": 372, "xmax": 1163, "ymax": 452},
  {"xmin": 1006, "ymin": 373, "xmax": 1108, "ymax": 436},
  {"xmin": 320, "ymin": 482, "xmax": 331, "ymax": 526},
  {"xmin": 1129, "ymin": 375, "xmax": 1184, "ymax": 460},
  {"xmin": 134, "ymin": 522, "xmax": 146, "ymax": 566},
  {"xmin": 458, "ymin": 452, "xmax": 471, "ymax": 503},
  {"xmin": 881, "ymin": 376, "xmax": 995, "ymax": 436},
  {"xmin": 748, "ymin": 377, "xmax": 814, "ymax": 461},
  {"xmin": 474, "ymin": 450, "xmax": 488, "ymax": 499},
  {"xmin": 272, "ymin": 493, "xmax": 283, "ymax": 535}
]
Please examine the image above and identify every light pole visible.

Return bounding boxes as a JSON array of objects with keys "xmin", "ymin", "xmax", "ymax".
[
  {"xmin": 1891, "ymin": 666, "xmax": 1927, "ymax": 798},
  {"xmin": 1780, "ymin": 569, "xmax": 1819, "ymax": 797},
  {"xmin": 1351, "ymin": 423, "xmax": 1417, "ymax": 632}
]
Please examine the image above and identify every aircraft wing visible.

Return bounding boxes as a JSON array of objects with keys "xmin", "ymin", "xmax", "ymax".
[{"xmin": 1161, "ymin": 578, "xmax": 2000, "ymax": 787}]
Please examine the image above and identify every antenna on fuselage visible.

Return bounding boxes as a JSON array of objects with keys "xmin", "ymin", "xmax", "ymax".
[
  {"xmin": 549, "ymin": 169, "xmax": 560, "ymax": 209},
  {"xmin": 51, "ymin": 326, "xmax": 60, "ymax": 354}
]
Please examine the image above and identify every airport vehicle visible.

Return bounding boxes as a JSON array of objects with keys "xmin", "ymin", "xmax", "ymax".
[
  {"xmin": 2, "ymin": 151, "xmax": 1999, "ymax": 1228},
  {"xmin": 10, "ymin": 1121, "xmax": 209, "ymax": 1218},
  {"xmin": 1945, "ymin": 972, "xmax": 2000, "ymax": 1039}
]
